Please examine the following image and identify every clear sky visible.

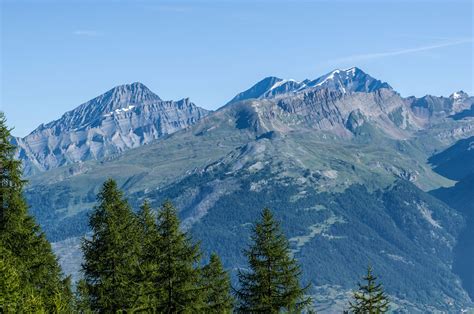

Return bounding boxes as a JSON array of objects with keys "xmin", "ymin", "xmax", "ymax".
[{"xmin": 1, "ymin": 0, "xmax": 473, "ymax": 136}]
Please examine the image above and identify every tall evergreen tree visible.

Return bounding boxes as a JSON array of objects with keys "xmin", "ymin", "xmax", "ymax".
[
  {"xmin": 201, "ymin": 253, "xmax": 234, "ymax": 313},
  {"xmin": 74, "ymin": 279, "xmax": 92, "ymax": 313},
  {"xmin": 136, "ymin": 200, "xmax": 160, "ymax": 310},
  {"xmin": 0, "ymin": 112, "xmax": 71, "ymax": 312},
  {"xmin": 152, "ymin": 200, "xmax": 203, "ymax": 312},
  {"xmin": 236, "ymin": 208, "xmax": 312, "ymax": 313},
  {"xmin": 348, "ymin": 265, "xmax": 389, "ymax": 313},
  {"xmin": 81, "ymin": 179, "xmax": 142, "ymax": 312}
]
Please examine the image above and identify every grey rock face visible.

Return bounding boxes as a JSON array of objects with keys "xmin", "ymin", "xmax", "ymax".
[
  {"xmin": 15, "ymin": 82, "xmax": 209, "ymax": 175},
  {"xmin": 227, "ymin": 68, "xmax": 474, "ymax": 143},
  {"xmin": 231, "ymin": 86, "xmax": 423, "ymax": 139},
  {"xmin": 407, "ymin": 91, "xmax": 473, "ymax": 120}
]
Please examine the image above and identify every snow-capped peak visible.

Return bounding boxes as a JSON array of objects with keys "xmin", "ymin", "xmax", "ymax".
[
  {"xmin": 268, "ymin": 79, "xmax": 302, "ymax": 92},
  {"xmin": 345, "ymin": 67, "xmax": 359, "ymax": 76},
  {"xmin": 450, "ymin": 91, "xmax": 468, "ymax": 101},
  {"xmin": 227, "ymin": 67, "xmax": 391, "ymax": 104}
]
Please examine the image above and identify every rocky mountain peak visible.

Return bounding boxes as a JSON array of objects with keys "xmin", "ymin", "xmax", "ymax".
[
  {"xmin": 227, "ymin": 67, "xmax": 392, "ymax": 104},
  {"xmin": 15, "ymin": 83, "xmax": 209, "ymax": 174},
  {"xmin": 450, "ymin": 90, "xmax": 469, "ymax": 101},
  {"xmin": 104, "ymin": 82, "xmax": 161, "ymax": 104},
  {"xmin": 227, "ymin": 76, "xmax": 284, "ymax": 104},
  {"xmin": 305, "ymin": 67, "xmax": 392, "ymax": 93}
]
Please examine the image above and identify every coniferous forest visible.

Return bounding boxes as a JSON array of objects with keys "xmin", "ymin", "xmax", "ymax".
[{"xmin": 0, "ymin": 111, "xmax": 391, "ymax": 313}]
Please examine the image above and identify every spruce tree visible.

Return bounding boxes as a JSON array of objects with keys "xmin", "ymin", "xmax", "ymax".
[
  {"xmin": 236, "ymin": 208, "xmax": 312, "ymax": 313},
  {"xmin": 152, "ymin": 200, "xmax": 203, "ymax": 312},
  {"xmin": 0, "ymin": 112, "xmax": 71, "ymax": 312},
  {"xmin": 74, "ymin": 279, "xmax": 92, "ymax": 313},
  {"xmin": 201, "ymin": 253, "xmax": 234, "ymax": 313},
  {"xmin": 348, "ymin": 265, "xmax": 389, "ymax": 313},
  {"xmin": 136, "ymin": 200, "xmax": 160, "ymax": 309},
  {"xmin": 81, "ymin": 178, "xmax": 142, "ymax": 312}
]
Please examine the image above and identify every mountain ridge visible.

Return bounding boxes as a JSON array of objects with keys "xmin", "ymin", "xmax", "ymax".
[{"xmin": 227, "ymin": 67, "xmax": 393, "ymax": 104}]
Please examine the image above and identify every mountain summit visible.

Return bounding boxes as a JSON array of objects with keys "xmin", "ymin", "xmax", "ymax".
[
  {"xmin": 15, "ymin": 83, "xmax": 209, "ymax": 174},
  {"xmin": 227, "ymin": 67, "xmax": 392, "ymax": 104},
  {"xmin": 43, "ymin": 82, "xmax": 162, "ymax": 132}
]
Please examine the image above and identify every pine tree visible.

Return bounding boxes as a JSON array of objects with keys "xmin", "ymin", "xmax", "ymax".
[
  {"xmin": 136, "ymin": 200, "xmax": 160, "ymax": 310},
  {"xmin": 201, "ymin": 253, "xmax": 234, "ymax": 313},
  {"xmin": 348, "ymin": 265, "xmax": 389, "ymax": 313},
  {"xmin": 236, "ymin": 208, "xmax": 312, "ymax": 313},
  {"xmin": 74, "ymin": 279, "xmax": 92, "ymax": 313},
  {"xmin": 0, "ymin": 112, "xmax": 71, "ymax": 312},
  {"xmin": 81, "ymin": 178, "xmax": 143, "ymax": 312},
  {"xmin": 152, "ymin": 200, "xmax": 204, "ymax": 312}
]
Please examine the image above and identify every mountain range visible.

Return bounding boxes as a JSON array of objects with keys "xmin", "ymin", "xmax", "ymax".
[{"xmin": 15, "ymin": 67, "xmax": 474, "ymax": 312}]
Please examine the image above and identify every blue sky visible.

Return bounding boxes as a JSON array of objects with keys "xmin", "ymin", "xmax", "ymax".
[{"xmin": 1, "ymin": 0, "xmax": 472, "ymax": 136}]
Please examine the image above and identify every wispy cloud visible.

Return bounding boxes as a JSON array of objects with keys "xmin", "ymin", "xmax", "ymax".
[
  {"xmin": 327, "ymin": 38, "xmax": 473, "ymax": 64},
  {"xmin": 73, "ymin": 30, "xmax": 102, "ymax": 37}
]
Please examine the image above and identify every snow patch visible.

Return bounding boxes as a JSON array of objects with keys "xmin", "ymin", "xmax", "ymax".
[
  {"xmin": 345, "ymin": 67, "xmax": 357, "ymax": 76},
  {"xmin": 452, "ymin": 92, "xmax": 463, "ymax": 100},
  {"xmin": 104, "ymin": 105, "xmax": 136, "ymax": 117},
  {"xmin": 268, "ymin": 79, "xmax": 301, "ymax": 92}
]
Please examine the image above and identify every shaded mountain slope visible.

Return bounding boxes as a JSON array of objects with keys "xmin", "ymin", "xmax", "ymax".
[{"xmin": 430, "ymin": 136, "xmax": 474, "ymax": 301}]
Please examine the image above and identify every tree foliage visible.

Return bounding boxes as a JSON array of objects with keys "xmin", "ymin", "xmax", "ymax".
[
  {"xmin": 201, "ymin": 253, "xmax": 234, "ymax": 313},
  {"xmin": 152, "ymin": 200, "xmax": 204, "ymax": 312},
  {"xmin": 0, "ymin": 112, "xmax": 71, "ymax": 312},
  {"xmin": 236, "ymin": 208, "xmax": 312, "ymax": 313},
  {"xmin": 349, "ymin": 265, "xmax": 389, "ymax": 313},
  {"xmin": 81, "ymin": 178, "xmax": 142, "ymax": 312},
  {"xmin": 135, "ymin": 200, "xmax": 160, "ymax": 309}
]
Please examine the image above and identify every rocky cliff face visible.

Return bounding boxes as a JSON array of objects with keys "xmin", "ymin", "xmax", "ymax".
[
  {"xmin": 15, "ymin": 82, "xmax": 210, "ymax": 175},
  {"xmin": 407, "ymin": 91, "xmax": 473, "ymax": 120},
  {"xmin": 227, "ymin": 68, "xmax": 474, "ymax": 143}
]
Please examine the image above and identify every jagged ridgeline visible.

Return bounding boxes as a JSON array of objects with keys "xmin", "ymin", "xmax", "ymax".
[{"xmin": 15, "ymin": 68, "xmax": 474, "ymax": 312}]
